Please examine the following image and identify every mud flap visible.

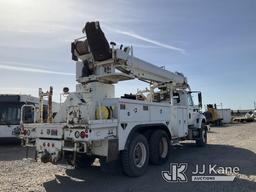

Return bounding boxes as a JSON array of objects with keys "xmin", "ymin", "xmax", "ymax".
[{"xmin": 107, "ymin": 139, "xmax": 119, "ymax": 162}]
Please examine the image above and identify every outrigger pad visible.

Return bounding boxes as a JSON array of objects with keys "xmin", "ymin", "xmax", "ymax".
[{"xmin": 84, "ymin": 21, "xmax": 112, "ymax": 61}]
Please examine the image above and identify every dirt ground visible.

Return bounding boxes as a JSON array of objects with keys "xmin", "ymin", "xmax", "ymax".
[{"xmin": 0, "ymin": 122, "xmax": 255, "ymax": 192}]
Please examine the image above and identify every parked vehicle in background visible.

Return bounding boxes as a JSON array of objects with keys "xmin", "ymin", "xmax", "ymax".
[
  {"xmin": 0, "ymin": 95, "xmax": 43, "ymax": 140},
  {"xmin": 217, "ymin": 108, "xmax": 232, "ymax": 124},
  {"xmin": 204, "ymin": 104, "xmax": 222, "ymax": 126}
]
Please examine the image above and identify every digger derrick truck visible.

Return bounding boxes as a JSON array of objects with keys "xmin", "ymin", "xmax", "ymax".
[{"xmin": 24, "ymin": 21, "xmax": 208, "ymax": 177}]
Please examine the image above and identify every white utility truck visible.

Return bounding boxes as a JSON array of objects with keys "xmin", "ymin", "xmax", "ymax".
[{"xmin": 21, "ymin": 21, "xmax": 208, "ymax": 177}]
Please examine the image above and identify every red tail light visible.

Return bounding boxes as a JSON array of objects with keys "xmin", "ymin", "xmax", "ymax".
[
  {"xmin": 23, "ymin": 130, "xmax": 27, "ymax": 135},
  {"xmin": 80, "ymin": 131, "xmax": 86, "ymax": 138}
]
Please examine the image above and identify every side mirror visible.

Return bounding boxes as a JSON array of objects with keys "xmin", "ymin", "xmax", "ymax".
[{"xmin": 198, "ymin": 92, "xmax": 202, "ymax": 108}]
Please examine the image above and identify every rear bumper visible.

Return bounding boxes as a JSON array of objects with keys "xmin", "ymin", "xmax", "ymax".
[
  {"xmin": 36, "ymin": 139, "xmax": 63, "ymax": 163},
  {"xmin": 64, "ymin": 120, "xmax": 118, "ymax": 142}
]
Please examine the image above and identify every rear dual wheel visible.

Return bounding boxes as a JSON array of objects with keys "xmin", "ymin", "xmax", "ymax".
[
  {"xmin": 121, "ymin": 134, "xmax": 149, "ymax": 177},
  {"xmin": 149, "ymin": 130, "xmax": 171, "ymax": 165},
  {"xmin": 121, "ymin": 130, "xmax": 171, "ymax": 177}
]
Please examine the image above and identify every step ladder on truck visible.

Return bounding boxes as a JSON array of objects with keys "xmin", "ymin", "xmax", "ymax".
[{"xmin": 21, "ymin": 21, "xmax": 209, "ymax": 177}]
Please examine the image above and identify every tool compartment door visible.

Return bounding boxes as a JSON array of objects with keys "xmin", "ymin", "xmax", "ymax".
[{"xmin": 176, "ymin": 106, "xmax": 188, "ymax": 137}]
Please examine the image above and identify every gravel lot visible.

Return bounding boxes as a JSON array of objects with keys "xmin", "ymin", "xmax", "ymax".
[{"xmin": 0, "ymin": 122, "xmax": 256, "ymax": 192}]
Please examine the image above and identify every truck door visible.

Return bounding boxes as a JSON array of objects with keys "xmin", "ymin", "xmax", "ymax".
[
  {"xmin": 187, "ymin": 93, "xmax": 197, "ymax": 126},
  {"xmin": 176, "ymin": 106, "xmax": 188, "ymax": 137},
  {"xmin": 172, "ymin": 92, "xmax": 188, "ymax": 137}
]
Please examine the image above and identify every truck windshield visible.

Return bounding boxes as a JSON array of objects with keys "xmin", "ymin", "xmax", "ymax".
[
  {"xmin": 187, "ymin": 93, "xmax": 194, "ymax": 106},
  {"xmin": 0, "ymin": 103, "xmax": 21, "ymax": 125}
]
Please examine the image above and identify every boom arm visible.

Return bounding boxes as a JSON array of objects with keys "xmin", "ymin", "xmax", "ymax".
[
  {"xmin": 114, "ymin": 49, "xmax": 187, "ymax": 86},
  {"xmin": 72, "ymin": 21, "xmax": 189, "ymax": 89}
]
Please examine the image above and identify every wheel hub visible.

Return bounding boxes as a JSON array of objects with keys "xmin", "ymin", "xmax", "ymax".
[{"xmin": 133, "ymin": 142, "xmax": 146, "ymax": 168}]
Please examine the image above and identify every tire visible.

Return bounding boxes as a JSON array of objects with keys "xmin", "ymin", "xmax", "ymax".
[
  {"xmin": 149, "ymin": 130, "xmax": 171, "ymax": 165},
  {"xmin": 121, "ymin": 134, "xmax": 149, "ymax": 177},
  {"xmin": 196, "ymin": 123, "xmax": 207, "ymax": 147}
]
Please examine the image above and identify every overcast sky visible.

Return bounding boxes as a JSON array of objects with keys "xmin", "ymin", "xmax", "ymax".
[{"xmin": 0, "ymin": 0, "xmax": 255, "ymax": 109}]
